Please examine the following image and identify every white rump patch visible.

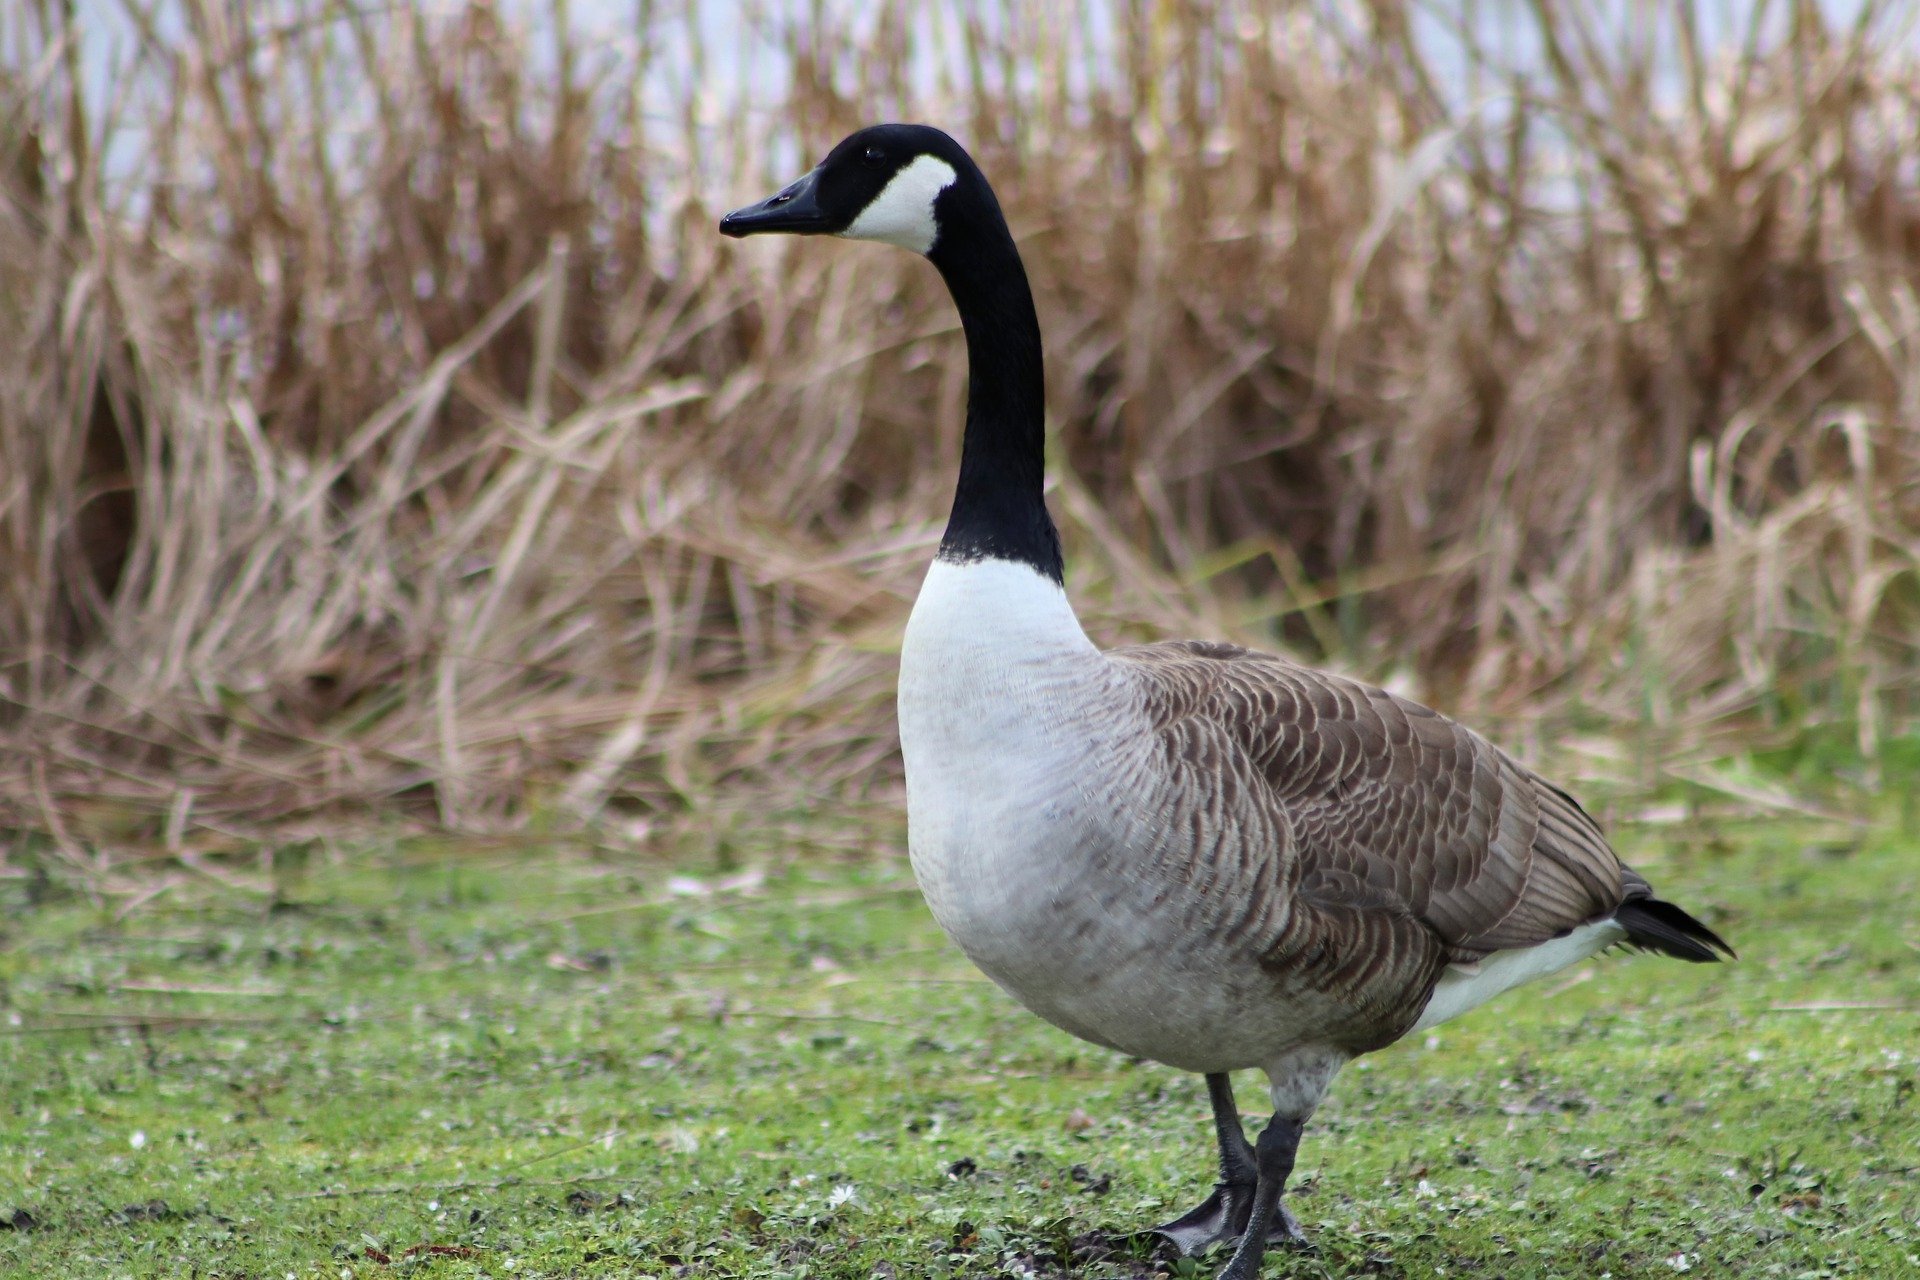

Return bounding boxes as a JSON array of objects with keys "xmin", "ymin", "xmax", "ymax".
[
  {"xmin": 841, "ymin": 154, "xmax": 957, "ymax": 254},
  {"xmin": 1411, "ymin": 918, "xmax": 1626, "ymax": 1032}
]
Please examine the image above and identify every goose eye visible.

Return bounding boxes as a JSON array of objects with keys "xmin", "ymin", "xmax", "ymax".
[{"xmin": 863, "ymin": 146, "xmax": 885, "ymax": 166}]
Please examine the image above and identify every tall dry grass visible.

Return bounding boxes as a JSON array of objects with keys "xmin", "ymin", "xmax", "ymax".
[{"xmin": 2, "ymin": 1, "xmax": 1917, "ymax": 871}]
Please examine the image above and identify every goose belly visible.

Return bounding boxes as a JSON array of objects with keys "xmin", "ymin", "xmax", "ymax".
[
  {"xmin": 897, "ymin": 559, "xmax": 1309, "ymax": 1072},
  {"xmin": 927, "ymin": 863, "xmax": 1316, "ymax": 1070},
  {"xmin": 904, "ymin": 749, "xmax": 1313, "ymax": 1072}
]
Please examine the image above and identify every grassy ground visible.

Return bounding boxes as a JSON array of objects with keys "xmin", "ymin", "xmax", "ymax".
[{"xmin": 1, "ymin": 814, "xmax": 1916, "ymax": 1280}]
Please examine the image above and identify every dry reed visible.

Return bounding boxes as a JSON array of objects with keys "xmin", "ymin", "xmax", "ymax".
[{"xmin": 2, "ymin": 1, "xmax": 1916, "ymax": 875}]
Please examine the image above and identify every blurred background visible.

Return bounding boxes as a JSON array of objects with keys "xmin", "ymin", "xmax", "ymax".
[{"xmin": 3, "ymin": 0, "xmax": 1917, "ymax": 880}]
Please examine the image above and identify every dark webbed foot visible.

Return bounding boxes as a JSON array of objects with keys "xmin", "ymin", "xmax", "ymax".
[
  {"xmin": 1150, "ymin": 1181, "xmax": 1248, "ymax": 1256},
  {"xmin": 1149, "ymin": 1184, "xmax": 1310, "ymax": 1257},
  {"xmin": 1215, "ymin": 1116, "xmax": 1307, "ymax": 1280},
  {"xmin": 1149, "ymin": 1074, "xmax": 1314, "ymax": 1260},
  {"xmin": 1272, "ymin": 1200, "xmax": 1310, "ymax": 1248}
]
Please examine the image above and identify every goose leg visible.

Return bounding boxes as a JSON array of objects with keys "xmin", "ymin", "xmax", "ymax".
[
  {"xmin": 1151, "ymin": 1074, "xmax": 1304, "ymax": 1255},
  {"xmin": 1216, "ymin": 1114, "xmax": 1306, "ymax": 1280}
]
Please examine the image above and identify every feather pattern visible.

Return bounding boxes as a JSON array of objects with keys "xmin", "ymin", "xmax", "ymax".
[
  {"xmin": 728, "ymin": 125, "xmax": 1732, "ymax": 1267},
  {"xmin": 902, "ymin": 569, "xmax": 1728, "ymax": 1078},
  {"xmin": 1105, "ymin": 638, "xmax": 1641, "ymax": 1049}
]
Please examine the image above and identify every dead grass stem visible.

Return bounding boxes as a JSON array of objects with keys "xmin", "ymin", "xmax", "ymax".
[{"xmin": 2, "ymin": 1, "xmax": 1916, "ymax": 873}]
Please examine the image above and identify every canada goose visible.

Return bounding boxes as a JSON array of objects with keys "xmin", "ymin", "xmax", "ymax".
[{"xmin": 721, "ymin": 125, "xmax": 1732, "ymax": 1280}]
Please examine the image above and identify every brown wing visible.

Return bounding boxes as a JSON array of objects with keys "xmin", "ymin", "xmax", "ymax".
[{"xmin": 1109, "ymin": 639, "xmax": 1633, "ymax": 963}]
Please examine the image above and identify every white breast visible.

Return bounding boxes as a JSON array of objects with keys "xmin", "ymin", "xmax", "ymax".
[
  {"xmin": 896, "ymin": 558, "xmax": 1311, "ymax": 1072},
  {"xmin": 897, "ymin": 558, "xmax": 1108, "ymax": 915},
  {"xmin": 897, "ymin": 559, "xmax": 1126, "ymax": 1010}
]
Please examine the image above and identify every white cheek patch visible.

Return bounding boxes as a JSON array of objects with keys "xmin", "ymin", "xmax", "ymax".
[{"xmin": 841, "ymin": 154, "xmax": 958, "ymax": 254}]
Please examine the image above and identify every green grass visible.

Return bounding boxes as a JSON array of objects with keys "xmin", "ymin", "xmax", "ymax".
[{"xmin": 1, "ymin": 817, "xmax": 1916, "ymax": 1280}]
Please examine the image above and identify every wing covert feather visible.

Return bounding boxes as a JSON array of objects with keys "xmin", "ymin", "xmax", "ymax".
[{"xmin": 1109, "ymin": 640, "xmax": 1630, "ymax": 961}]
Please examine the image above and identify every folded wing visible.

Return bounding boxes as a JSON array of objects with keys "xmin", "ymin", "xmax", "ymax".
[{"xmin": 1111, "ymin": 640, "xmax": 1633, "ymax": 964}]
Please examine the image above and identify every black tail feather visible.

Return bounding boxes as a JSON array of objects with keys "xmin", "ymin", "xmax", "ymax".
[{"xmin": 1616, "ymin": 897, "xmax": 1734, "ymax": 963}]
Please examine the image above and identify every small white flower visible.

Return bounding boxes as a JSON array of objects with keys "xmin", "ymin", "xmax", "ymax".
[
  {"xmin": 1666, "ymin": 1252, "xmax": 1692, "ymax": 1272},
  {"xmin": 1415, "ymin": 1179, "xmax": 1438, "ymax": 1199},
  {"xmin": 827, "ymin": 1183, "xmax": 859, "ymax": 1210},
  {"xmin": 129, "ymin": 1131, "xmax": 146, "ymax": 1150},
  {"xmin": 1744, "ymin": 1049, "xmax": 1764, "ymax": 1063}
]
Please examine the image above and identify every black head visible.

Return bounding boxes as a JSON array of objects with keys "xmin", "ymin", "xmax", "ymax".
[
  {"xmin": 722, "ymin": 124, "xmax": 1059, "ymax": 583},
  {"xmin": 719, "ymin": 124, "xmax": 992, "ymax": 256}
]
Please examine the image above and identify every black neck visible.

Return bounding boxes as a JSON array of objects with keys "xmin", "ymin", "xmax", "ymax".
[{"xmin": 927, "ymin": 206, "xmax": 1063, "ymax": 583}]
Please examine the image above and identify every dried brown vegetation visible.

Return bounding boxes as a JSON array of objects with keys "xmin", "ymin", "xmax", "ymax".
[{"xmin": 2, "ymin": 1, "xmax": 1917, "ymax": 867}]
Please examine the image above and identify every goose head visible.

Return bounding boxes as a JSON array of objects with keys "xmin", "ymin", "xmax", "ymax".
[
  {"xmin": 719, "ymin": 124, "xmax": 993, "ymax": 258},
  {"xmin": 721, "ymin": 123, "xmax": 1058, "ymax": 581}
]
